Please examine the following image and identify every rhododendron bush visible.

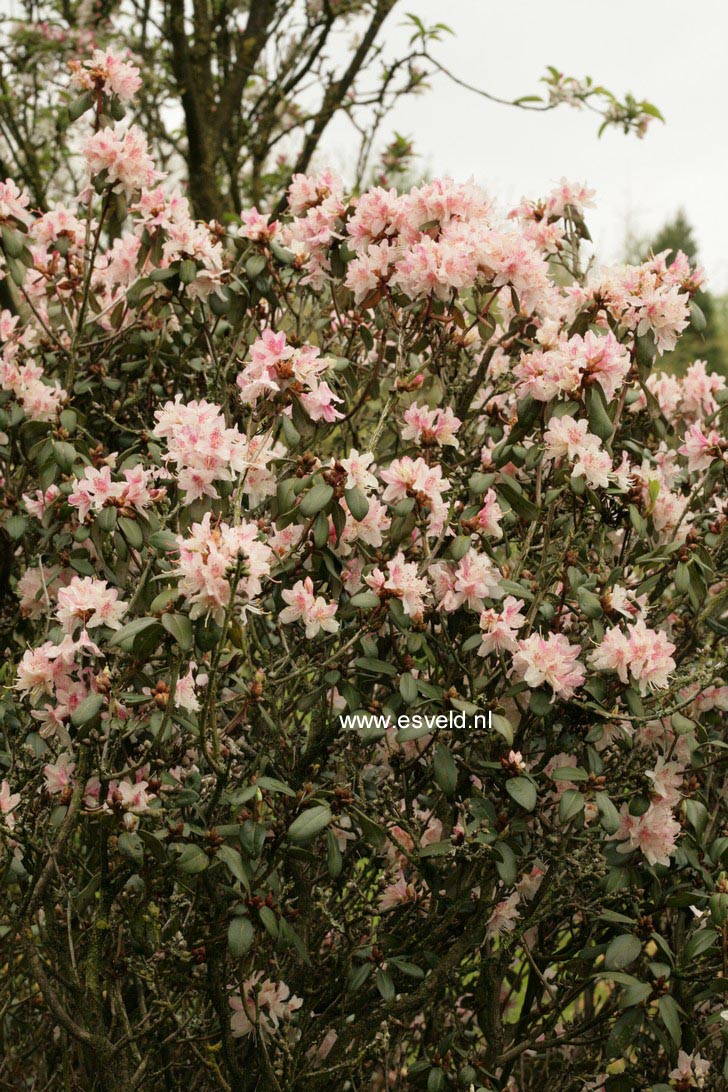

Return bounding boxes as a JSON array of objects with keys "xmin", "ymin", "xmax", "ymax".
[{"xmin": 2, "ymin": 52, "xmax": 728, "ymax": 1092}]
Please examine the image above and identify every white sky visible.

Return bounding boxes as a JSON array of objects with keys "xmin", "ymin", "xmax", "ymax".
[{"xmin": 328, "ymin": 0, "xmax": 728, "ymax": 292}]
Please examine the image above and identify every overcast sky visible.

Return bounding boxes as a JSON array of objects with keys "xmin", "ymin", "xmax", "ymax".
[{"xmin": 330, "ymin": 0, "xmax": 728, "ymax": 292}]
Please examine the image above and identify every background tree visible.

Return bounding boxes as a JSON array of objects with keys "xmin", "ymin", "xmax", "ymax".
[
  {"xmin": 0, "ymin": 0, "xmax": 663, "ymax": 222},
  {"xmin": 626, "ymin": 208, "xmax": 728, "ymax": 375}
]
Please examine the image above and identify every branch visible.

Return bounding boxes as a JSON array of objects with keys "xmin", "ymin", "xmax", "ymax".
[
  {"xmin": 216, "ymin": 0, "xmax": 278, "ymax": 137},
  {"xmin": 274, "ymin": 0, "xmax": 398, "ymax": 215}
]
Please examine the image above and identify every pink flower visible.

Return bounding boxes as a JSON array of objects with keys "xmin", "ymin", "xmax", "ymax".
[
  {"xmin": 153, "ymin": 397, "xmax": 248, "ymax": 503},
  {"xmin": 69, "ymin": 47, "xmax": 142, "ymax": 102},
  {"xmin": 645, "ymin": 758, "xmax": 683, "ymax": 807},
  {"xmin": 83, "ymin": 125, "xmax": 161, "ymax": 198},
  {"xmin": 68, "ymin": 462, "xmax": 162, "ymax": 522},
  {"xmin": 439, "ymin": 549, "xmax": 500, "ymax": 612},
  {"xmin": 366, "ymin": 552, "xmax": 429, "ymax": 618},
  {"xmin": 23, "ymin": 485, "xmax": 61, "ymax": 520},
  {"xmin": 380, "ymin": 456, "xmax": 450, "ymax": 537},
  {"xmin": 236, "ymin": 328, "xmax": 291, "ymax": 404},
  {"xmin": 0, "ymin": 780, "xmax": 21, "ymax": 830},
  {"xmin": 478, "ymin": 596, "xmax": 527, "ymax": 656},
  {"xmin": 512, "ymin": 632, "xmax": 585, "ymax": 699},
  {"xmin": 516, "ymin": 863, "xmax": 547, "ymax": 901},
  {"xmin": 486, "ymin": 892, "xmax": 520, "ymax": 940},
  {"xmin": 667, "ymin": 1049, "xmax": 711, "ymax": 1088},
  {"xmin": 0, "ymin": 354, "xmax": 65, "ymax": 422},
  {"xmin": 339, "ymin": 495, "xmax": 390, "ymax": 550},
  {"xmin": 378, "ymin": 870, "xmax": 419, "ymax": 912},
  {"xmin": 279, "ymin": 577, "xmax": 339, "ymax": 638},
  {"xmin": 43, "ymin": 753, "xmax": 76, "ymax": 795},
  {"xmin": 16, "ymin": 633, "xmax": 95, "ymax": 702},
  {"xmin": 569, "ymin": 330, "xmax": 630, "ymax": 401},
  {"xmin": 175, "ymin": 513, "xmax": 272, "ymax": 625},
  {"xmin": 681, "ymin": 358, "xmax": 725, "ymax": 419},
  {"xmin": 475, "ymin": 488, "xmax": 504, "ymax": 539},
  {"xmin": 339, "ymin": 449, "xmax": 377, "ymax": 493},
  {"xmin": 115, "ymin": 779, "xmax": 153, "ymax": 815},
  {"xmin": 401, "ymin": 402, "xmax": 461, "ymax": 448},
  {"xmin": 55, "ymin": 576, "xmax": 128, "ymax": 632},
  {"xmin": 572, "ymin": 445, "xmax": 613, "ymax": 489},
  {"xmin": 230, "ymin": 974, "xmax": 302, "ymax": 1039},
  {"xmin": 346, "ymin": 185, "xmax": 402, "ymax": 252},
  {"xmin": 611, "ymin": 801, "xmax": 680, "ymax": 867},
  {"xmin": 678, "ymin": 422, "xmax": 723, "ymax": 473},
  {"xmin": 299, "ymin": 379, "xmax": 343, "ymax": 423},
  {"xmin": 545, "ymin": 414, "xmax": 601, "ymax": 462},
  {"xmin": 0, "ymin": 178, "xmax": 31, "ymax": 226},
  {"xmin": 173, "ymin": 663, "xmax": 207, "ymax": 713},
  {"xmin": 238, "ymin": 206, "xmax": 278, "ymax": 242},
  {"xmin": 591, "ymin": 620, "xmax": 675, "ymax": 693}
]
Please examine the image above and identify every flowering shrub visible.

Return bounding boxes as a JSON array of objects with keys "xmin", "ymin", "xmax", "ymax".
[{"xmin": 1, "ymin": 50, "xmax": 728, "ymax": 1092}]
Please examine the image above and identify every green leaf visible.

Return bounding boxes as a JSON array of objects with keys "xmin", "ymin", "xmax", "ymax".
[
  {"xmin": 255, "ymin": 776, "xmax": 295, "ymax": 797},
  {"xmin": 259, "ymin": 905, "xmax": 278, "ymax": 938},
  {"xmin": 344, "ymin": 485, "xmax": 369, "ymax": 521},
  {"xmin": 52, "ymin": 441, "xmax": 77, "ymax": 472},
  {"xmin": 494, "ymin": 842, "xmax": 517, "ymax": 886},
  {"xmin": 5, "ymin": 514, "xmax": 28, "ymax": 540},
  {"xmin": 528, "ymin": 690, "xmax": 552, "ymax": 717},
  {"xmin": 217, "ymin": 845, "xmax": 249, "ymax": 888},
  {"xmin": 559, "ymin": 789, "xmax": 585, "ymax": 822},
  {"xmin": 596, "ymin": 792, "xmax": 621, "ymax": 834},
  {"xmin": 149, "ymin": 530, "xmax": 179, "ymax": 552},
  {"xmin": 118, "ymin": 832, "xmax": 143, "ymax": 865},
  {"xmin": 228, "ymin": 916, "xmax": 254, "ymax": 957},
  {"xmin": 604, "ymin": 934, "xmax": 641, "ymax": 970},
  {"xmin": 427, "ymin": 1070, "xmax": 446, "ymax": 1092},
  {"xmin": 552, "ymin": 766, "xmax": 589, "ymax": 781},
  {"xmin": 179, "ymin": 259, "xmax": 197, "ymax": 285},
  {"xmin": 671, "ymin": 711, "xmax": 694, "ymax": 735},
  {"xmin": 108, "ymin": 617, "xmax": 161, "ymax": 649},
  {"xmin": 376, "ymin": 968, "xmax": 395, "ymax": 1002},
  {"xmin": 176, "ymin": 844, "xmax": 209, "ymax": 874},
  {"xmin": 96, "ymin": 507, "xmax": 118, "ymax": 534},
  {"xmin": 577, "ymin": 587, "xmax": 603, "ymax": 618},
  {"xmin": 287, "ymin": 805, "xmax": 332, "ymax": 844},
  {"xmin": 682, "ymin": 927, "xmax": 717, "ymax": 963},
  {"xmin": 70, "ymin": 693, "xmax": 104, "ymax": 729},
  {"xmin": 399, "ymin": 673, "xmax": 418, "ymax": 704},
  {"xmin": 354, "ymin": 657, "xmax": 397, "ymax": 676},
  {"xmin": 490, "ymin": 713, "xmax": 513, "ymax": 745},
  {"xmin": 348, "ymin": 591, "xmax": 379, "ymax": 609},
  {"xmin": 449, "ymin": 535, "xmax": 471, "ymax": 561},
  {"xmin": 689, "ymin": 299, "xmax": 707, "ymax": 332},
  {"xmin": 299, "ymin": 481, "xmax": 334, "ymax": 517},
  {"xmin": 326, "ymin": 828, "xmax": 342, "ymax": 877},
  {"xmin": 245, "ymin": 253, "xmax": 267, "ymax": 279},
  {"xmin": 161, "ymin": 612, "xmax": 194, "ymax": 651},
  {"xmin": 497, "ymin": 481, "xmax": 540, "ymax": 522},
  {"xmin": 389, "ymin": 958, "xmax": 425, "ymax": 979},
  {"xmin": 606, "ymin": 1007, "xmax": 642, "ymax": 1059},
  {"xmin": 657, "ymin": 994, "xmax": 682, "ymax": 1046},
  {"xmin": 68, "ymin": 89, "xmax": 95, "ymax": 122},
  {"xmin": 348, "ymin": 805, "xmax": 387, "ymax": 849},
  {"xmin": 506, "ymin": 777, "xmax": 537, "ymax": 812},
  {"xmin": 587, "ymin": 384, "xmax": 614, "ymax": 442},
  {"xmin": 118, "ymin": 515, "xmax": 143, "ymax": 549},
  {"xmin": 347, "ymin": 963, "xmax": 372, "ymax": 994},
  {"xmin": 433, "ymin": 745, "xmax": 458, "ymax": 796},
  {"xmin": 685, "ymin": 798, "xmax": 707, "ymax": 838}
]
